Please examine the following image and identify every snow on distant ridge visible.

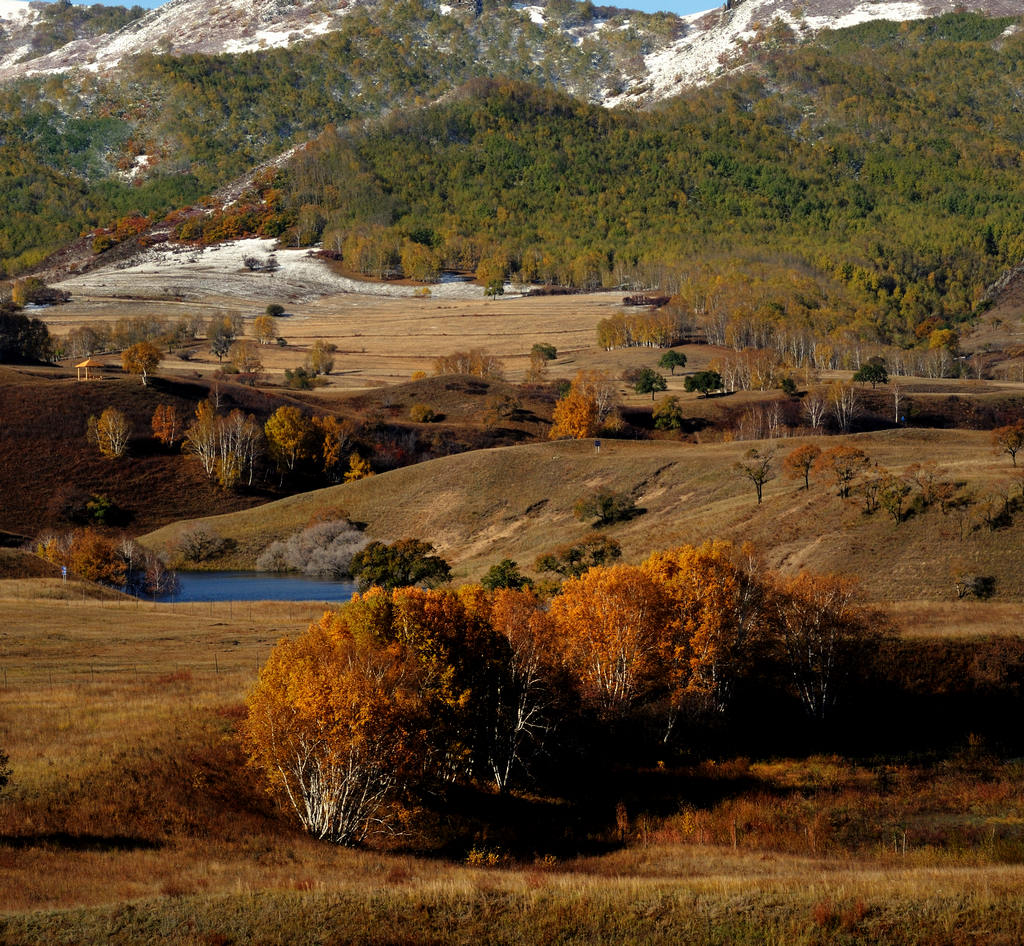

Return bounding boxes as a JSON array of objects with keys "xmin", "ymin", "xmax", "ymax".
[
  {"xmin": 0, "ymin": 0, "xmax": 32, "ymax": 21},
  {"xmin": 0, "ymin": 0, "xmax": 1017, "ymax": 95},
  {"xmin": 605, "ymin": 0, "xmax": 1003, "ymax": 106}
]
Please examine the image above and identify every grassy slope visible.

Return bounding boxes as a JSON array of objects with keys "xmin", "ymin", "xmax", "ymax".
[
  {"xmin": 0, "ymin": 366, "xmax": 275, "ymax": 537},
  {"xmin": 143, "ymin": 427, "xmax": 1024, "ymax": 603}
]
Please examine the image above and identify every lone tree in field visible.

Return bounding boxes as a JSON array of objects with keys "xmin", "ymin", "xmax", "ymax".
[
  {"xmin": 252, "ymin": 314, "xmax": 278, "ymax": 345},
  {"xmin": 574, "ymin": 488, "xmax": 639, "ymax": 526},
  {"xmin": 549, "ymin": 370, "xmax": 618, "ymax": 439},
  {"xmin": 151, "ymin": 403, "xmax": 183, "ymax": 448},
  {"xmin": 735, "ymin": 447, "xmax": 775, "ymax": 504},
  {"xmin": 122, "ymin": 341, "xmax": 162, "ymax": 386},
  {"xmin": 815, "ymin": 445, "xmax": 870, "ymax": 498},
  {"xmin": 88, "ymin": 407, "xmax": 131, "ymax": 458},
  {"xmin": 658, "ymin": 349, "xmax": 687, "ymax": 375},
  {"xmin": 852, "ymin": 360, "xmax": 889, "ymax": 389},
  {"xmin": 653, "ymin": 395, "xmax": 685, "ymax": 430},
  {"xmin": 783, "ymin": 443, "xmax": 821, "ymax": 490},
  {"xmin": 632, "ymin": 367, "xmax": 667, "ymax": 400},
  {"xmin": 992, "ymin": 420, "xmax": 1024, "ymax": 466},
  {"xmin": 684, "ymin": 370, "xmax": 722, "ymax": 398}
]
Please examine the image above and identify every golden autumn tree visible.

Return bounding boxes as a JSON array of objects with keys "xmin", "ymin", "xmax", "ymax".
[
  {"xmin": 121, "ymin": 341, "xmax": 162, "ymax": 386},
  {"xmin": 343, "ymin": 586, "xmax": 506, "ymax": 785},
  {"xmin": 88, "ymin": 407, "xmax": 131, "ymax": 458},
  {"xmin": 244, "ymin": 615, "xmax": 427, "ymax": 846},
  {"xmin": 550, "ymin": 564, "xmax": 670, "ymax": 719},
  {"xmin": 264, "ymin": 405, "xmax": 315, "ymax": 477},
  {"xmin": 549, "ymin": 370, "xmax": 618, "ymax": 440},
  {"xmin": 643, "ymin": 541, "xmax": 769, "ymax": 716},
  {"xmin": 313, "ymin": 414, "xmax": 355, "ymax": 482}
]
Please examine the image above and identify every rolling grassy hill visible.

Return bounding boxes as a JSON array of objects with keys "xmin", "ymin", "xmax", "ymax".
[{"xmin": 142, "ymin": 428, "xmax": 1024, "ymax": 604}]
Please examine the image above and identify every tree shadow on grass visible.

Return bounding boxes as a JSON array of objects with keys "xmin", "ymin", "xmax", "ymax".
[{"xmin": 0, "ymin": 832, "xmax": 163, "ymax": 852}]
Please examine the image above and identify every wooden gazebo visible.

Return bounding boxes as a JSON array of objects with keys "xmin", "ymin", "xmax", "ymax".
[{"xmin": 76, "ymin": 358, "xmax": 103, "ymax": 380}]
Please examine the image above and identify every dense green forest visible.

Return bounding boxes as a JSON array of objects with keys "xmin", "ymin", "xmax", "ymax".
[{"xmin": 1, "ymin": 6, "xmax": 1023, "ymax": 351}]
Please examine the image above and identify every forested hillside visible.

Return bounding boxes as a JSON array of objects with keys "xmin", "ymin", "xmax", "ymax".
[
  {"xmin": 2, "ymin": 7, "xmax": 1024, "ymax": 359},
  {"xmin": 0, "ymin": 0, "xmax": 675, "ymax": 274},
  {"xmin": 265, "ymin": 13, "xmax": 1024, "ymax": 348}
]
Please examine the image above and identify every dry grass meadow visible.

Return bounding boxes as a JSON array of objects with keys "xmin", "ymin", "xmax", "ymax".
[
  {"xmin": 45, "ymin": 289, "xmax": 650, "ymax": 391},
  {"xmin": 144, "ymin": 428, "xmax": 1024, "ymax": 606},
  {"xmin": 5, "ymin": 585, "xmax": 1024, "ymax": 945}
]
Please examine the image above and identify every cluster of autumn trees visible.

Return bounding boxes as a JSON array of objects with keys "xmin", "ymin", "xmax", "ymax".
[
  {"xmin": 174, "ymin": 402, "xmax": 368, "ymax": 489},
  {"xmin": 88, "ymin": 398, "xmax": 374, "ymax": 490},
  {"xmin": 36, "ymin": 528, "xmax": 177, "ymax": 596},
  {"xmin": 245, "ymin": 541, "xmax": 882, "ymax": 845},
  {"xmin": 750, "ymin": 439, "xmax": 1024, "ymax": 541}
]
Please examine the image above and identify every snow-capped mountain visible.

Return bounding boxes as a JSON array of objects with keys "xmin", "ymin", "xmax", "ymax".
[
  {"xmin": 611, "ymin": 0, "xmax": 1021, "ymax": 104},
  {"xmin": 0, "ymin": 0, "xmax": 1020, "ymax": 99}
]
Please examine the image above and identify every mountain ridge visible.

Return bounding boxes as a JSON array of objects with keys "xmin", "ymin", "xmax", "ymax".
[{"xmin": 1, "ymin": 0, "xmax": 1020, "ymax": 103}]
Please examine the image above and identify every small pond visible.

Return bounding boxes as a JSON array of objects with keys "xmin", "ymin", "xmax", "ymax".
[{"xmin": 170, "ymin": 571, "xmax": 358, "ymax": 603}]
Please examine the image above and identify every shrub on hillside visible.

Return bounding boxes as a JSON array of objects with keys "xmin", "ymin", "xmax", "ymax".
[
  {"xmin": 176, "ymin": 526, "xmax": 229, "ymax": 564},
  {"xmin": 256, "ymin": 520, "xmax": 369, "ymax": 579},
  {"xmin": 409, "ymin": 403, "xmax": 437, "ymax": 423}
]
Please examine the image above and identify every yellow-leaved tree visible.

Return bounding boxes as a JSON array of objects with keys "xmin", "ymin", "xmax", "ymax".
[
  {"xmin": 549, "ymin": 564, "xmax": 670, "ymax": 719},
  {"xmin": 244, "ymin": 614, "xmax": 426, "ymax": 846},
  {"xmin": 642, "ymin": 541, "xmax": 768, "ymax": 718}
]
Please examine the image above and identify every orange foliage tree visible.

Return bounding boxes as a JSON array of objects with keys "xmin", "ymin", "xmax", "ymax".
[
  {"xmin": 151, "ymin": 404, "xmax": 182, "ymax": 448},
  {"xmin": 549, "ymin": 370, "xmax": 619, "ymax": 440},
  {"xmin": 550, "ymin": 564, "xmax": 670, "ymax": 719},
  {"xmin": 643, "ymin": 541, "xmax": 768, "ymax": 717},
  {"xmin": 992, "ymin": 420, "xmax": 1024, "ymax": 467},
  {"xmin": 783, "ymin": 443, "xmax": 821, "ymax": 490},
  {"xmin": 244, "ymin": 614, "xmax": 427, "ymax": 845},
  {"xmin": 814, "ymin": 445, "xmax": 870, "ymax": 498}
]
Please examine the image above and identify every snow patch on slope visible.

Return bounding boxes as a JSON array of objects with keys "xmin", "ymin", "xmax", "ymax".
[
  {"xmin": 604, "ymin": 0, "xmax": 989, "ymax": 106},
  {"xmin": 55, "ymin": 238, "xmax": 488, "ymax": 303}
]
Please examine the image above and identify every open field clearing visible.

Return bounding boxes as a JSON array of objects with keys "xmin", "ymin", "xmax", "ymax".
[
  {"xmin": 143, "ymin": 429, "xmax": 1024, "ymax": 603},
  {"xmin": 44, "ymin": 269, "xmax": 645, "ymax": 389}
]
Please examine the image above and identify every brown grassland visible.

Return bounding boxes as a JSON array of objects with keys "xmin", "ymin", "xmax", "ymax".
[
  {"xmin": 4, "ymin": 588, "xmax": 1024, "ymax": 944},
  {"xmin": 2, "ymin": 286, "xmax": 1024, "ymax": 943}
]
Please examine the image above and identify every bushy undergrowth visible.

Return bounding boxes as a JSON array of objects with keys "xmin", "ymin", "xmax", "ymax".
[{"xmin": 256, "ymin": 519, "xmax": 368, "ymax": 579}]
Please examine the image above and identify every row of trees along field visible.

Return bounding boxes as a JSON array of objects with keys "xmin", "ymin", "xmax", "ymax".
[
  {"xmin": 600, "ymin": 264, "xmax": 983, "ymax": 380},
  {"xmin": 245, "ymin": 541, "xmax": 885, "ymax": 845}
]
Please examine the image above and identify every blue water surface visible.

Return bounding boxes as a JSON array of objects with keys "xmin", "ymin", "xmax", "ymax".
[{"xmin": 171, "ymin": 571, "xmax": 358, "ymax": 603}]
